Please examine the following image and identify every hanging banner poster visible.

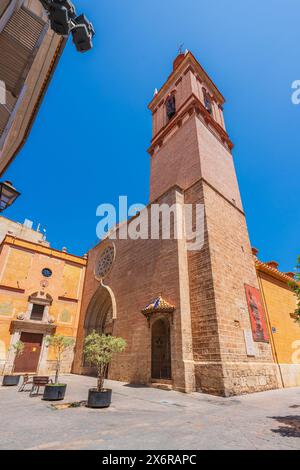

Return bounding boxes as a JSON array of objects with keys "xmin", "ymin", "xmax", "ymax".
[{"xmin": 245, "ymin": 284, "xmax": 269, "ymax": 343}]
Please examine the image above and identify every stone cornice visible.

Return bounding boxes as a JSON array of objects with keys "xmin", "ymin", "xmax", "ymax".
[
  {"xmin": 1, "ymin": 235, "xmax": 87, "ymax": 266},
  {"xmin": 58, "ymin": 296, "xmax": 79, "ymax": 303},
  {"xmin": 10, "ymin": 319, "xmax": 57, "ymax": 334},
  {"xmin": 0, "ymin": 284, "xmax": 25, "ymax": 294}
]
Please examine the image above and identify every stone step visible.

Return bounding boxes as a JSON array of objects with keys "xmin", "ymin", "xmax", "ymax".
[{"xmin": 150, "ymin": 382, "xmax": 173, "ymax": 391}]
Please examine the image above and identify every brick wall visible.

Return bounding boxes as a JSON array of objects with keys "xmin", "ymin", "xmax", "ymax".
[{"xmin": 74, "ymin": 187, "xmax": 196, "ymax": 392}]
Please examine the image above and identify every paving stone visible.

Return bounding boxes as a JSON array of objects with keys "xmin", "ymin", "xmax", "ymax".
[{"xmin": 0, "ymin": 374, "xmax": 299, "ymax": 450}]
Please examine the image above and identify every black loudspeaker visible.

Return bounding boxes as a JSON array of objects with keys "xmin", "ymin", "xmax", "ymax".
[
  {"xmin": 49, "ymin": 3, "xmax": 71, "ymax": 35},
  {"xmin": 72, "ymin": 24, "xmax": 93, "ymax": 52},
  {"xmin": 72, "ymin": 14, "xmax": 95, "ymax": 53}
]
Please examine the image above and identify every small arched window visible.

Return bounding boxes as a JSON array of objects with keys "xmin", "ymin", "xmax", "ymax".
[
  {"xmin": 203, "ymin": 88, "xmax": 213, "ymax": 115},
  {"xmin": 165, "ymin": 94, "xmax": 176, "ymax": 121}
]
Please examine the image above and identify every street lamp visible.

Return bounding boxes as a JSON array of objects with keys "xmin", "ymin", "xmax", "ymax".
[{"xmin": 0, "ymin": 181, "xmax": 20, "ymax": 212}]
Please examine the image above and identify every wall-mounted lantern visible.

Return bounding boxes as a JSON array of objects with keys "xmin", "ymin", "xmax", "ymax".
[{"xmin": 0, "ymin": 180, "xmax": 20, "ymax": 212}]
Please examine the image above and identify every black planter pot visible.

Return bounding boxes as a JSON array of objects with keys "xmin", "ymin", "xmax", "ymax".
[
  {"xmin": 43, "ymin": 384, "xmax": 67, "ymax": 401},
  {"xmin": 87, "ymin": 388, "xmax": 112, "ymax": 408},
  {"xmin": 2, "ymin": 375, "xmax": 21, "ymax": 386}
]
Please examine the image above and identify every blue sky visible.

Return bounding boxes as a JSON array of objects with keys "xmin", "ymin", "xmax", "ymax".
[{"xmin": 4, "ymin": 0, "xmax": 299, "ymax": 271}]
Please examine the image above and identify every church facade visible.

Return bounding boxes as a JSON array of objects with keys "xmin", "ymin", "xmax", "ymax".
[
  {"xmin": 73, "ymin": 51, "xmax": 298, "ymax": 396},
  {"xmin": 0, "ymin": 233, "xmax": 86, "ymax": 377}
]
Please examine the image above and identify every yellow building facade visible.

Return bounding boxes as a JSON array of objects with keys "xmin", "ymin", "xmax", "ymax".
[
  {"xmin": 0, "ymin": 235, "xmax": 86, "ymax": 376},
  {"xmin": 255, "ymin": 254, "xmax": 300, "ymax": 388}
]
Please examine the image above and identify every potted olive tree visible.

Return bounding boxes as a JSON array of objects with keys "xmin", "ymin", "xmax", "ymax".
[
  {"xmin": 43, "ymin": 335, "xmax": 75, "ymax": 401},
  {"xmin": 84, "ymin": 331, "xmax": 126, "ymax": 408},
  {"xmin": 2, "ymin": 340, "xmax": 24, "ymax": 386}
]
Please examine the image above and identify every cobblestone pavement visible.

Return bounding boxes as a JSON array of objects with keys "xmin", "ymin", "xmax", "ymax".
[{"xmin": 0, "ymin": 374, "xmax": 300, "ymax": 450}]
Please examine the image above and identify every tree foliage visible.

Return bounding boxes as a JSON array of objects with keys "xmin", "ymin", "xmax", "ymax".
[
  {"xmin": 11, "ymin": 340, "xmax": 24, "ymax": 373},
  {"xmin": 13, "ymin": 340, "xmax": 24, "ymax": 357},
  {"xmin": 290, "ymin": 256, "xmax": 300, "ymax": 325},
  {"xmin": 46, "ymin": 335, "xmax": 75, "ymax": 384},
  {"xmin": 84, "ymin": 332, "xmax": 126, "ymax": 392}
]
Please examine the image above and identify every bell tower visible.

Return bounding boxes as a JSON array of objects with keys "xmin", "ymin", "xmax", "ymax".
[
  {"xmin": 148, "ymin": 51, "xmax": 237, "ymax": 206},
  {"xmin": 148, "ymin": 51, "xmax": 279, "ymax": 396}
]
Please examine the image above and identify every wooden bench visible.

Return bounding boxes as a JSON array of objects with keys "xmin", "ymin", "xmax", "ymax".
[{"xmin": 29, "ymin": 376, "xmax": 52, "ymax": 396}]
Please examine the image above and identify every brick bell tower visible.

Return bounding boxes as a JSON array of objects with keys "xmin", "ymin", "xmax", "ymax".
[{"xmin": 148, "ymin": 51, "xmax": 279, "ymax": 396}]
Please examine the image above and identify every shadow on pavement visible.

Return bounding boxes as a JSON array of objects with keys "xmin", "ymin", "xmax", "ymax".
[
  {"xmin": 123, "ymin": 383, "xmax": 150, "ymax": 389},
  {"xmin": 270, "ymin": 415, "xmax": 300, "ymax": 438}
]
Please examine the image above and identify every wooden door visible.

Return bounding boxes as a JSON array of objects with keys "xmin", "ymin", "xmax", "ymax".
[
  {"xmin": 151, "ymin": 319, "xmax": 171, "ymax": 380},
  {"xmin": 13, "ymin": 333, "xmax": 43, "ymax": 373}
]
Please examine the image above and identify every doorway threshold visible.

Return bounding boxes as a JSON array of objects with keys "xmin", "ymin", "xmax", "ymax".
[{"xmin": 150, "ymin": 379, "xmax": 173, "ymax": 391}]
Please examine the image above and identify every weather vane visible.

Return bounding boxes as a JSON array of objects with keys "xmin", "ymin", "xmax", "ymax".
[{"xmin": 178, "ymin": 43, "xmax": 184, "ymax": 54}]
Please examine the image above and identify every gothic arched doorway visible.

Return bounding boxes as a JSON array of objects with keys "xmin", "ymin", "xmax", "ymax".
[
  {"xmin": 84, "ymin": 284, "xmax": 115, "ymax": 335},
  {"xmin": 82, "ymin": 284, "xmax": 116, "ymax": 375},
  {"xmin": 151, "ymin": 318, "xmax": 171, "ymax": 380}
]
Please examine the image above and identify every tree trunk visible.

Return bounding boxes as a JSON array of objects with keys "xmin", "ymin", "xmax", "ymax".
[
  {"xmin": 97, "ymin": 365, "xmax": 105, "ymax": 392},
  {"xmin": 2, "ymin": 361, "xmax": 8, "ymax": 376},
  {"xmin": 55, "ymin": 359, "xmax": 60, "ymax": 384}
]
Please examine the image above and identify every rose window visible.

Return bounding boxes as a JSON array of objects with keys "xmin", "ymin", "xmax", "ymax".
[{"xmin": 95, "ymin": 245, "xmax": 115, "ymax": 279}]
